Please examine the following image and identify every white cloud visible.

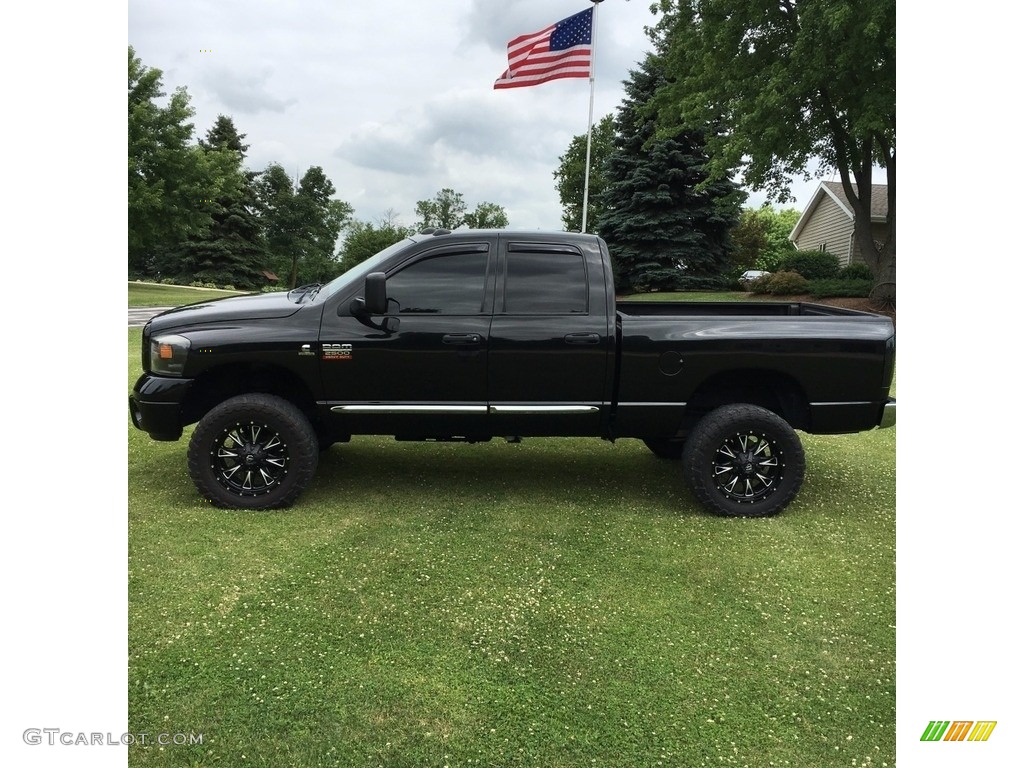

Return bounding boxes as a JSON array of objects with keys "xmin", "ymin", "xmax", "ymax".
[
  {"xmin": 129, "ymin": 0, "xmax": 829, "ymax": 230},
  {"xmin": 336, "ymin": 121, "xmax": 439, "ymax": 176},
  {"xmin": 201, "ymin": 66, "xmax": 298, "ymax": 114}
]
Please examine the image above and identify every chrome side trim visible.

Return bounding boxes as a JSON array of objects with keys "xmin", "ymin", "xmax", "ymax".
[
  {"xmin": 331, "ymin": 404, "xmax": 599, "ymax": 415},
  {"xmin": 809, "ymin": 401, "xmax": 872, "ymax": 407},
  {"xmin": 616, "ymin": 402, "xmax": 687, "ymax": 408},
  {"xmin": 331, "ymin": 405, "xmax": 487, "ymax": 414},
  {"xmin": 488, "ymin": 405, "xmax": 599, "ymax": 414},
  {"xmin": 879, "ymin": 400, "xmax": 896, "ymax": 429}
]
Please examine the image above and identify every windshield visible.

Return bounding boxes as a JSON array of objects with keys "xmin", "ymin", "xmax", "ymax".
[{"xmin": 319, "ymin": 238, "xmax": 415, "ymax": 300}]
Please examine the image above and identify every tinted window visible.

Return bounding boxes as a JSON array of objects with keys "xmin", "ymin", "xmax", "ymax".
[
  {"xmin": 387, "ymin": 251, "xmax": 488, "ymax": 314},
  {"xmin": 504, "ymin": 251, "xmax": 587, "ymax": 314}
]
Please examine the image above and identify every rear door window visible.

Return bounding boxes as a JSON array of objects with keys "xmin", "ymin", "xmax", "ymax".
[{"xmin": 503, "ymin": 249, "xmax": 587, "ymax": 314}]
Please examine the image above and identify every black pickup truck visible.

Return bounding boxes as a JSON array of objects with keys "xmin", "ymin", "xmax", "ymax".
[{"xmin": 130, "ymin": 229, "xmax": 895, "ymax": 517}]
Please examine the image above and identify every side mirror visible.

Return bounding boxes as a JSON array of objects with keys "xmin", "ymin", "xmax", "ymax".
[{"xmin": 364, "ymin": 272, "xmax": 388, "ymax": 315}]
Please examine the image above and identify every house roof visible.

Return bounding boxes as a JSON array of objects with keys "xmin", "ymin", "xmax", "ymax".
[{"xmin": 790, "ymin": 181, "xmax": 889, "ymax": 242}]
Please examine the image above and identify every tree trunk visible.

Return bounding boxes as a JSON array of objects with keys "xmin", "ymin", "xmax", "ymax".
[{"xmin": 837, "ymin": 152, "xmax": 895, "ymax": 306}]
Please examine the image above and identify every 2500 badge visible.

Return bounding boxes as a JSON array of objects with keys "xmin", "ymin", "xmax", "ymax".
[{"xmin": 321, "ymin": 343, "xmax": 352, "ymax": 361}]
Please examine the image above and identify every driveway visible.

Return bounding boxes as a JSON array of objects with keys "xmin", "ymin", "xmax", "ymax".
[{"xmin": 129, "ymin": 307, "xmax": 173, "ymax": 327}]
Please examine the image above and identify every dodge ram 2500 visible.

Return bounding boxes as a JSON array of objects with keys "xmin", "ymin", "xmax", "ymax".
[{"xmin": 130, "ymin": 229, "xmax": 895, "ymax": 517}]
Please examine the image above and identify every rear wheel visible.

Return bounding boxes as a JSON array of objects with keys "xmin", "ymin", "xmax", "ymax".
[
  {"xmin": 187, "ymin": 393, "xmax": 318, "ymax": 509},
  {"xmin": 682, "ymin": 404, "xmax": 805, "ymax": 517}
]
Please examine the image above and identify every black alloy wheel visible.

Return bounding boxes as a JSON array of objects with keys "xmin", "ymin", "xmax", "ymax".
[
  {"xmin": 682, "ymin": 404, "xmax": 805, "ymax": 517},
  {"xmin": 188, "ymin": 393, "xmax": 318, "ymax": 509}
]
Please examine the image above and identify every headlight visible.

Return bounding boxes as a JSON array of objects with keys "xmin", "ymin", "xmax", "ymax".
[{"xmin": 149, "ymin": 334, "xmax": 191, "ymax": 376}]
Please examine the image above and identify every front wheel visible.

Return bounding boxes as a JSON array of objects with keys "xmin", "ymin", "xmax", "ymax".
[
  {"xmin": 187, "ymin": 393, "xmax": 319, "ymax": 510},
  {"xmin": 682, "ymin": 404, "xmax": 805, "ymax": 518}
]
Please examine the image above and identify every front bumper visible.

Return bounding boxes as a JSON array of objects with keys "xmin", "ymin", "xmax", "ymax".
[{"xmin": 129, "ymin": 374, "xmax": 194, "ymax": 441}]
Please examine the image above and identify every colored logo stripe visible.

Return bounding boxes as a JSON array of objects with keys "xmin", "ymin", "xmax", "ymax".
[
  {"xmin": 921, "ymin": 720, "xmax": 997, "ymax": 742},
  {"xmin": 944, "ymin": 721, "xmax": 973, "ymax": 741},
  {"xmin": 968, "ymin": 721, "xmax": 997, "ymax": 741}
]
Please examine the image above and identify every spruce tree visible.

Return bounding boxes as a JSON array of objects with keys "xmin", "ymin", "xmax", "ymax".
[
  {"xmin": 173, "ymin": 116, "xmax": 268, "ymax": 289},
  {"xmin": 598, "ymin": 54, "xmax": 743, "ymax": 293}
]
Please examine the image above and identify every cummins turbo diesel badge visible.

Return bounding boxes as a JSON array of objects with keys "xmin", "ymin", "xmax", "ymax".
[{"xmin": 321, "ymin": 343, "xmax": 352, "ymax": 361}]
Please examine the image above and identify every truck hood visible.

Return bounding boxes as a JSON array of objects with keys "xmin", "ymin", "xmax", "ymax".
[{"xmin": 147, "ymin": 291, "xmax": 303, "ymax": 333}]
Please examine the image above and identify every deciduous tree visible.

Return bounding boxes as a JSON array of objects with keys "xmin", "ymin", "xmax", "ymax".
[
  {"xmin": 256, "ymin": 164, "xmax": 353, "ymax": 287},
  {"xmin": 653, "ymin": 0, "xmax": 895, "ymax": 300},
  {"xmin": 338, "ymin": 212, "xmax": 414, "ymax": 273},
  {"xmin": 414, "ymin": 188, "xmax": 467, "ymax": 231},
  {"xmin": 553, "ymin": 115, "xmax": 615, "ymax": 233},
  {"xmin": 128, "ymin": 47, "xmax": 226, "ymax": 275},
  {"xmin": 295, "ymin": 166, "xmax": 354, "ymax": 284},
  {"xmin": 462, "ymin": 202, "xmax": 509, "ymax": 229},
  {"xmin": 731, "ymin": 207, "xmax": 799, "ymax": 271}
]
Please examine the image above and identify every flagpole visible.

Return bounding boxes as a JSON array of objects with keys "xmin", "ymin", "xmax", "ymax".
[{"xmin": 581, "ymin": 0, "xmax": 604, "ymax": 233}]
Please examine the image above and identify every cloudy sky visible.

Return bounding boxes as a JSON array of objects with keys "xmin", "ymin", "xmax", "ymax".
[{"xmin": 128, "ymin": 0, "xmax": 821, "ymax": 232}]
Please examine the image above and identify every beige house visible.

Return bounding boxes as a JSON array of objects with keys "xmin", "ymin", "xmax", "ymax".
[{"xmin": 789, "ymin": 181, "xmax": 890, "ymax": 267}]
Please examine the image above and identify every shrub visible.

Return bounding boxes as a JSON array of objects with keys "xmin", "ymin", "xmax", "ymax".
[
  {"xmin": 160, "ymin": 278, "xmax": 176, "ymax": 285},
  {"xmin": 839, "ymin": 263, "xmax": 874, "ymax": 281},
  {"xmin": 807, "ymin": 279, "xmax": 873, "ymax": 299},
  {"xmin": 204, "ymin": 282, "xmax": 218, "ymax": 289},
  {"xmin": 762, "ymin": 270, "xmax": 809, "ymax": 295},
  {"xmin": 222, "ymin": 285, "xmax": 236, "ymax": 292},
  {"xmin": 755, "ymin": 250, "xmax": 790, "ymax": 273},
  {"xmin": 778, "ymin": 250, "xmax": 840, "ymax": 280},
  {"xmin": 747, "ymin": 274, "xmax": 773, "ymax": 293},
  {"xmin": 674, "ymin": 275, "xmax": 731, "ymax": 292},
  {"xmin": 189, "ymin": 281, "xmax": 204, "ymax": 288}
]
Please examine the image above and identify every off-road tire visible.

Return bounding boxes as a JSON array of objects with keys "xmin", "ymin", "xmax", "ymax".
[
  {"xmin": 187, "ymin": 393, "xmax": 318, "ymax": 510},
  {"xmin": 682, "ymin": 404, "xmax": 805, "ymax": 518}
]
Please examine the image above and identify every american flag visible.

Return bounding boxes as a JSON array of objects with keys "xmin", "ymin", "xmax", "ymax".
[{"xmin": 493, "ymin": 7, "xmax": 593, "ymax": 89}]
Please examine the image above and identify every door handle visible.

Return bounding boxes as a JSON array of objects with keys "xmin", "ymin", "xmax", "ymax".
[
  {"xmin": 442, "ymin": 333, "xmax": 482, "ymax": 345},
  {"xmin": 564, "ymin": 333, "xmax": 600, "ymax": 345}
]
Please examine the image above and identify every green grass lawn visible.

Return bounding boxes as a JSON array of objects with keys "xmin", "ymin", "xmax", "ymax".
[
  {"xmin": 129, "ymin": 281, "xmax": 250, "ymax": 307},
  {"xmin": 128, "ymin": 328, "xmax": 895, "ymax": 768}
]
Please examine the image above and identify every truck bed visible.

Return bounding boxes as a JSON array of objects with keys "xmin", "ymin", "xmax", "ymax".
[{"xmin": 612, "ymin": 299, "xmax": 896, "ymax": 438}]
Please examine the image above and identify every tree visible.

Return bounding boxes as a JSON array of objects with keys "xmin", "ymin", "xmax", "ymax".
[
  {"xmin": 462, "ymin": 202, "xmax": 509, "ymax": 229},
  {"xmin": 255, "ymin": 163, "xmax": 302, "ymax": 286},
  {"xmin": 414, "ymin": 188, "xmax": 509, "ymax": 230},
  {"xmin": 553, "ymin": 114, "xmax": 615, "ymax": 232},
  {"xmin": 730, "ymin": 207, "xmax": 799, "ymax": 271},
  {"xmin": 338, "ymin": 212, "xmax": 414, "ymax": 273},
  {"xmin": 730, "ymin": 208, "xmax": 770, "ymax": 272},
  {"xmin": 200, "ymin": 114, "xmax": 250, "ymax": 155},
  {"xmin": 599, "ymin": 54, "xmax": 744, "ymax": 292},
  {"xmin": 760, "ymin": 207, "xmax": 800, "ymax": 271},
  {"xmin": 294, "ymin": 166, "xmax": 354, "ymax": 284},
  {"xmin": 653, "ymin": 0, "xmax": 895, "ymax": 301},
  {"xmin": 172, "ymin": 116, "xmax": 268, "ymax": 289},
  {"xmin": 128, "ymin": 46, "xmax": 227, "ymax": 275},
  {"xmin": 256, "ymin": 163, "xmax": 353, "ymax": 287},
  {"xmin": 415, "ymin": 188, "xmax": 467, "ymax": 230}
]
